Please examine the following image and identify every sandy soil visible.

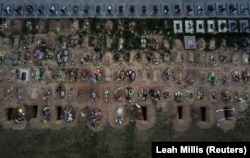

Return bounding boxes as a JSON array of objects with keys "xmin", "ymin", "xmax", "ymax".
[{"xmin": 0, "ymin": 20, "xmax": 249, "ymax": 133}]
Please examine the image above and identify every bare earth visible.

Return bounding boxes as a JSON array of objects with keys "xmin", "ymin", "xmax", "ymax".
[{"xmin": 0, "ymin": 19, "xmax": 249, "ymax": 133}]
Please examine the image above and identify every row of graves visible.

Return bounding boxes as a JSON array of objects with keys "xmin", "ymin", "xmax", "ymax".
[
  {"xmin": 40, "ymin": 81, "xmax": 249, "ymax": 106},
  {"xmin": 6, "ymin": 104, "xmax": 75, "ymax": 125},
  {"xmin": 56, "ymin": 50, "xmax": 99, "ymax": 66},
  {"xmin": 113, "ymin": 87, "xmax": 161, "ymax": 105},
  {"xmin": 4, "ymin": 100, "xmax": 182, "ymax": 128},
  {"xmin": 4, "ymin": 87, "xmax": 248, "ymax": 128},
  {"xmin": 231, "ymin": 70, "xmax": 250, "ymax": 82},
  {"xmin": 23, "ymin": 38, "xmax": 55, "ymax": 65},
  {"xmin": 4, "ymin": 68, "xmax": 249, "ymax": 104},
  {"xmin": 17, "ymin": 36, "xmax": 100, "ymax": 66},
  {"xmin": 115, "ymin": 69, "xmax": 136, "ymax": 81},
  {"xmin": 162, "ymin": 67, "xmax": 250, "ymax": 84},
  {"xmin": 51, "ymin": 68, "xmax": 103, "ymax": 83}
]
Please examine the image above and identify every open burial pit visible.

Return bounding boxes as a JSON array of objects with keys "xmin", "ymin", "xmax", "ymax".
[
  {"xmin": 192, "ymin": 106, "xmax": 209, "ymax": 122},
  {"xmin": 141, "ymin": 106, "xmax": 147, "ymax": 121},
  {"xmin": 170, "ymin": 103, "xmax": 190, "ymax": 120},
  {"xmin": 177, "ymin": 106, "xmax": 183, "ymax": 119},
  {"xmin": 224, "ymin": 107, "xmax": 234, "ymax": 120},
  {"xmin": 200, "ymin": 107, "xmax": 207, "ymax": 122},
  {"xmin": 25, "ymin": 105, "xmax": 38, "ymax": 121},
  {"xmin": 56, "ymin": 106, "xmax": 63, "ymax": 120},
  {"xmin": 5, "ymin": 108, "xmax": 14, "ymax": 121},
  {"xmin": 132, "ymin": 103, "xmax": 148, "ymax": 121}
]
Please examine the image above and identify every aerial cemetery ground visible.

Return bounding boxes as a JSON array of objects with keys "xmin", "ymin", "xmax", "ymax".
[{"xmin": 0, "ymin": 18, "xmax": 250, "ymax": 157}]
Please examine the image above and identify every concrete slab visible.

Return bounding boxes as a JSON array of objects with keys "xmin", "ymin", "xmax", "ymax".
[
  {"xmin": 172, "ymin": 3, "xmax": 182, "ymax": 16},
  {"xmin": 0, "ymin": 3, "xmax": 2, "ymax": 15},
  {"xmin": 195, "ymin": 3, "xmax": 204, "ymax": 16},
  {"xmin": 207, "ymin": 20, "xmax": 215, "ymax": 33},
  {"xmin": 185, "ymin": 20, "xmax": 194, "ymax": 33},
  {"xmin": 184, "ymin": 36, "xmax": 196, "ymax": 50},
  {"xmin": 228, "ymin": 20, "xmax": 238, "ymax": 33},
  {"xmin": 227, "ymin": 3, "xmax": 238, "ymax": 16},
  {"xmin": 70, "ymin": 4, "xmax": 80, "ymax": 16},
  {"xmin": 239, "ymin": 19, "xmax": 250, "ymax": 33},
  {"xmin": 206, "ymin": 3, "xmax": 215, "ymax": 16},
  {"xmin": 3, "ymin": 3, "xmax": 13, "ymax": 16},
  {"xmin": 162, "ymin": 3, "xmax": 171, "ymax": 16},
  {"xmin": 184, "ymin": 3, "xmax": 194, "ymax": 16},
  {"xmin": 2, "ymin": 1, "xmax": 250, "ymax": 18},
  {"xmin": 48, "ymin": 3, "xmax": 58, "ymax": 16},
  {"xmin": 196, "ymin": 20, "xmax": 205, "ymax": 33},
  {"xmin": 216, "ymin": 2, "xmax": 226, "ymax": 15},
  {"xmin": 138, "ymin": 3, "xmax": 148, "ymax": 16},
  {"xmin": 218, "ymin": 20, "xmax": 227, "ymax": 33},
  {"xmin": 36, "ymin": 3, "xmax": 47, "ymax": 16},
  {"xmin": 150, "ymin": 3, "xmax": 161, "ymax": 16},
  {"xmin": 105, "ymin": 3, "xmax": 115, "ymax": 16},
  {"xmin": 13, "ymin": 3, "xmax": 24, "ymax": 16},
  {"xmin": 116, "ymin": 3, "xmax": 126, "ymax": 16},
  {"xmin": 237, "ymin": 2, "xmax": 249, "ymax": 15},
  {"xmin": 173, "ymin": 20, "xmax": 183, "ymax": 33},
  {"xmin": 82, "ymin": 3, "xmax": 92, "ymax": 16},
  {"xmin": 24, "ymin": 2, "xmax": 35, "ymax": 16},
  {"xmin": 127, "ymin": 3, "xmax": 137, "ymax": 16}
]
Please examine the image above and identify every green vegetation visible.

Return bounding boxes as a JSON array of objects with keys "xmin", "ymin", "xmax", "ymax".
[
  {"xmin": 123, "ymin": 51, "xmax": 131, "ymax": 62},
  {"xmin": 113, "ymin": 52, "xmax": 120, "ymax": 62},
  {"xmin": 1, "ymin": 107, "xmax": 250, "ymax": 157},
  {"xmin": 208, "ymin": 5, "xmax": 214, "ymax": 11},
  {"xmin": 135, "ymin": 52, "xmax": 142, "ymax": 61}
]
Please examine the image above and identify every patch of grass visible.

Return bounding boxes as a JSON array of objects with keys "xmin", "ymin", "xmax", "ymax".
[{"xmin": 1, "ymin": 106, "xmax": 250, "ymax": 158}]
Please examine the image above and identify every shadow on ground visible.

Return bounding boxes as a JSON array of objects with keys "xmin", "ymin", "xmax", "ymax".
[{"xmin": 0, "ymin": 106, "xmax": 250, "ymax": 158}]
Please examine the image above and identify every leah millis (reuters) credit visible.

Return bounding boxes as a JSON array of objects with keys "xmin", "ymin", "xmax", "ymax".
[{"xmin": 152, "ymin": 142, "xmax": 249, "ymax": 158}]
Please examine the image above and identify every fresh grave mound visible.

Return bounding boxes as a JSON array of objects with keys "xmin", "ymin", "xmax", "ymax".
[
  {"xmin": 162, "ymin": 68, "xmax": 175, "ymax": 81},
  {"xmin": 197, "ymin": 87, "xmax": 207, "ymax": 101},
  {"xmin": 125, "ymin": 69, "xmax": 136, "ymax": 81},
  {"xmin": 42, "ymin": 88, "xmax": 52, "ymax": 100},
  {"xmin": 114, "ymin": 88, "xmax": 123, "ymax": 101},
  {"xmin": 186, "ymin": 73, "xmax": 194, "ymax": 84},
  {"xmin": 124, "ymin": 87, "xmax": 134, "ymax": 102},
  {"xmin": 138, "ymin": 87, "xmax": 148, "ymax": 101},
  {"xmin": 89, "ymin": 108, "xmax": 102, "ymax": 127},
  {"xmin": 115, "ymin": 107, "xmax": 124, "ymax": 125},
  {"xmin": 104, "ymin": 89, "xmax": 110, "ymax": 102},
  {"xmin": 81, "ymin": 69, "xmax": 90, "ymax": 81},
  {"xmin": 242, "ymin": 70, "xmax": 250, "ymax": 82},
  {"xmin": 89, "ymin": 90, "xmax": 97, "ymax": 100},
  {"xmin": 208, "ymin": 72, "xmax": 218, "ymax": 85},
  {"xmin": 115, "ymin": 70, "xmax": 125, "ymax": 80},
  {"xmin": 14, "ymin": 105, "xmax": 25, "ymax": 124},
  {"xmin": 231, "ymin": 70, "xmax": 241, "ymax": 81},
  {"xmin": 175, "ymin": 69, "xmax": 183, "ymax": 82},
  {"xmin": 80, "ymin": 53, "xmax": 90, "ymax": 64},
  {"xmin": 221, "ymin": 90, "xmax": 233, "ymax": 102},
  {"xmin": 63, "ymin": 105, "xmax": 75, "ymax": 122},
  {"xmin": 148, "ymin": 88, "xmax": 161, "ymax": 104},
  {"xmin": 41, "ymin": 105, "xmax": 50, "ymax": 123},
  {"xmin": 56, "ymin": 84, "xmax": 66, "ymax": 98},
  {"xmin": 80, "ymin": 107, "xmax": 89, "ymax": 119},
  {"xmin": 174, "ymin": 91, "xmax": 183, "ymax": 102},
  {"xmin": 92, "ymin": 68, "xmax": 102, "ymax": 83},
  {"xmin": 25, "ymin": 105, "xmax": 38, "ymax": 121}
]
